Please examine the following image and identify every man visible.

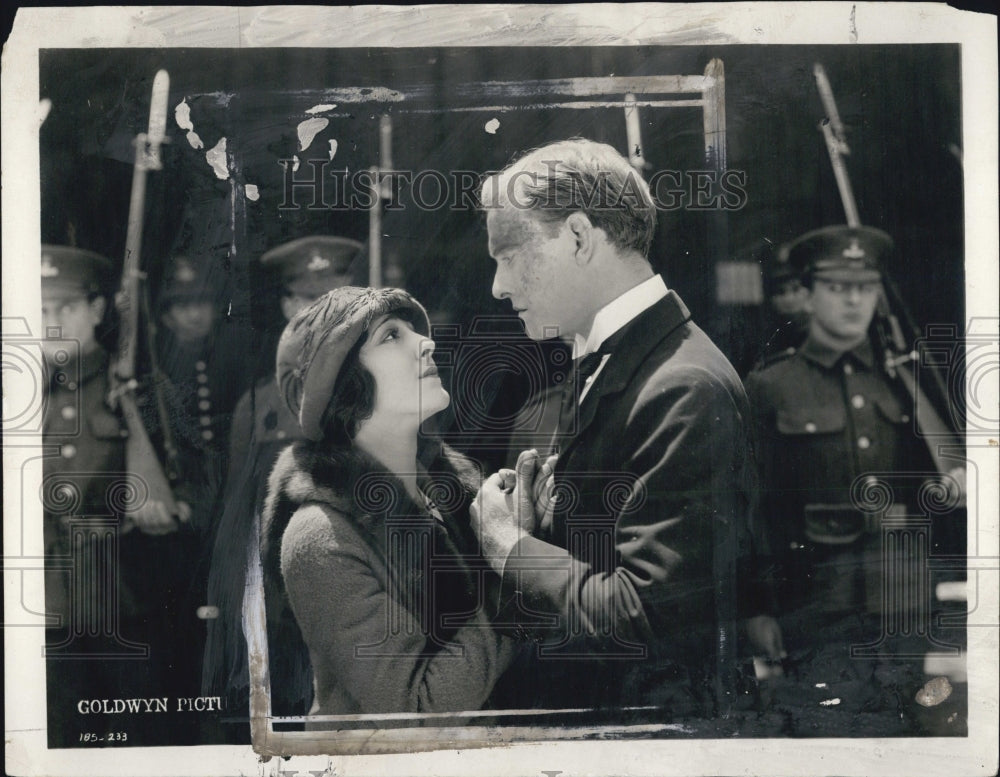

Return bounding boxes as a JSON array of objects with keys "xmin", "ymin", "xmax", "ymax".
[
  {"xmin": 201, "ymin": 235, "xmax": 362, "ymax": 734},
  {"xmin": 152, "ymin": 253, "xmax": 247, "ymax": 531},
  {"xmin": 41, "ymin": 246, "xmax": 125, "ymax": 652},
  {"xmin": 744, "ymin": 225, "xmax": 944, "ymax": 638},
  {"xmin": 40, "ymin": 245, "xmax": 166, "ymax": 745},
  {"xmin": 223, "ymin": 236, "xmax": 362, "ymax": 475},
  {"xmin": 472, "ymin": 139, "xmax": 774, "ymax": 716},
  {"xmin": 755, "ymin": 239, "xmax": 810, "ymax": 368},
  {"xmin": 124, "ymin": 253, "xmax": 250, "ymax": 738}
]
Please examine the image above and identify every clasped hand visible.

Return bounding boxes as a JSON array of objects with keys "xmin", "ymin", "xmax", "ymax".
[
  {"xmin": 124, "ymin": 499, "xmax": 191, "ymax": 535},
  {"xmin": 471, "ymin": 449, "xmax": 557, "ymax": 570}
]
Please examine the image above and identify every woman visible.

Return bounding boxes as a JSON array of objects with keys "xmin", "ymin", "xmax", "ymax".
[{"xmin": 261, "ymin": 286, "xmax": 519, "ymax": 715}]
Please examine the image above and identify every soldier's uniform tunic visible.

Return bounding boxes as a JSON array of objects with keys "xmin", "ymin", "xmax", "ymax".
[
  {"xmin": 745, "ymin": 336, "xmax": 930, "ymax": 616},
  {"xmin": 43, "ymin": 346, "xmax": 131, "ymax": 619}
]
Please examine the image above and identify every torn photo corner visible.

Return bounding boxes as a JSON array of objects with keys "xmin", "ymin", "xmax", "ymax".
[{"xmin": 2, "ymin": 4, "xmax": 997, "ymax": 777}]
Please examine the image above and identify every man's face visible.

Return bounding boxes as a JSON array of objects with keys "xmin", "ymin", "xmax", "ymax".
[
  {"xmin": 486, "ymin": 204, "xmax": 585, "ymax": 342},
  {"xmin": 41, "ymin": 293, "xmax": 104, "ymax": 362},
  {"xmin": 161, "ymin": 299, "xmax": 216, "ymax": 343},
  {"xmin": 770, "ymin": 278, "xmax": 809, "ymax": 318},
  {"xmin": 806, "ymin": 276, "xmax": 881, "ymax": 346}
]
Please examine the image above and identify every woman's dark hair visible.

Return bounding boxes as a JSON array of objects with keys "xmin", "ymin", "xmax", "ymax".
[
  {"xmin": 317, "ymin": 305, "xmax": 424, "ymax": 445},
  {"xmin": 319, "ymin": 333, "xmax": 376, "ymax": 445}
]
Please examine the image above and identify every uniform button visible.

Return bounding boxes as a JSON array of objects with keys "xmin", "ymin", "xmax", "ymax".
[
  {"xmin": 198, "ymin": 399, "xmax": 211, "ymax": 411},
  {"xmin": 196, "ymin": 373, "xmax": 209, "ymax": 384},
  {"xmin": 804, "ymin": 422, "xmax": 817, "ymax": 433},
  {"xmin": 61, "ymin": 444, "xmax": 76, "ymax": 459},
  {"xmin": 851, "ymin": 394, "xmax": 865, "ymax": 409},
  {"xmin": 197, "ymin": 387, "xmax": 210, "ymax": 398},
  {"xmin": 901, "ymin": 414, "xmax": 910, "ymax": 423},
  {"xmin": 199, "ymin": 415, "xmax": 212, "ymax": 426},
  {"xmin": 843, "ymin": 363, "xmax": 854, "ymax": 375},
  {"xmin": 195, "ymin": 360, "xmax": 207, "ymax": 371},
  {"xmin": 66, "ymin": 381, "xmax": 78, "ymax": 391},
  {"xmin": 858, "ymin": 436, "xmax": 871, "ymax": 450},
  {"xmin": 201, "ymin": 429, "xmax": 214, "ymax": 441},
  {"xmin": 61, "ymin": 405, "xmax": 77, "ymax": 420},
  {"xmin": 276, "ymin": 430, "xmax": 287, "ymax": 439}
]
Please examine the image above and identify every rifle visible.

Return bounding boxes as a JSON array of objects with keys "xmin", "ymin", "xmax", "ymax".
[
  {"xmin": 109, "ymin": 69, "xmax": 185, "ymax": 529},
  {"xmin": 813, "ymin": 64, "xmax": 965, "ymax": 491}
]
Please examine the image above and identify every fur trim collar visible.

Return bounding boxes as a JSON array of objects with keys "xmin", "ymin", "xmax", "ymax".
[{"xmin": 260, "ymin": 439, "xmax": 482, "ymax": 587}]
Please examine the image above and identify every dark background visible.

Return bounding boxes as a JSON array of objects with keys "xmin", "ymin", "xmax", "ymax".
[{"xmin": 38, "ymin": 45, "xmax": 965, "ymax": 458}]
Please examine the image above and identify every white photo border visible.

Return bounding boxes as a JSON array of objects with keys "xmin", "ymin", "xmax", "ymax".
[{"xmin": 3, "ymin": 4, "xmax": 997, "ymax": 777}]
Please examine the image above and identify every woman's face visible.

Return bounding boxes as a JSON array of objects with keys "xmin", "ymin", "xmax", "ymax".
[{"xmin": 357, "ymin": 313, "xmax": 450, "ymax": 425}]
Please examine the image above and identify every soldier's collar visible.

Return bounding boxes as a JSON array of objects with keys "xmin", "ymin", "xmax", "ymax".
[{"xmin": 800, "ymin": 334, "xmax": 875, "ymax": 370}]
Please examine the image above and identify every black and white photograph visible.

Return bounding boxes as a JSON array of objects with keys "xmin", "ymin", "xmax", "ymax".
[{"xmin": 2, "ymin": 5, "xmax": 997, "ymax": 776}]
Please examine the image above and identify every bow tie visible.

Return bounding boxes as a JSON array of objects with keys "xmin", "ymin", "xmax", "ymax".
[{"xmin": 553, "ymin": 343, "xmax": 616, "ymax": 444}]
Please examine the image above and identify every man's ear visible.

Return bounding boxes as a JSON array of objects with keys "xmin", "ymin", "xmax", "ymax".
[
  {"xmin": 87, "ymin": 296, "xmax": 107, "ymax": 326},
  {"xmin": 565, "ymin": 211, "xmax": 598, "ymax": 265},
  {"xmin": 280, "ymin": 295, "xmax": 299, "ymax": 321}
]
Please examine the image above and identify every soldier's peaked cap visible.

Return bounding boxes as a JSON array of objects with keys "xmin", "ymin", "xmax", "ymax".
[
  {"xmin": 787, "ymin": 225, "xmax": 893, "ymax": 282},
  {"xmin": 261, "ymin": 236, "xmax": 364, "ymax": 296},
  {"xmin": 160, "ymin": 255, "xmax": 219, "ymax": 303},
  {"xmin": 41, "ymin": 245, "xmax": 114, "ymax": 299}
]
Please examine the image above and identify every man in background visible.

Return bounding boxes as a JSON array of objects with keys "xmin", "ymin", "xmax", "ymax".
[
  {"xmin": 40, "ymin": 245, "xmax": 177, "ymax": 745},
  {"xmin": 745, "ymin": 225, "xmax": 952, "ymax": 641}
]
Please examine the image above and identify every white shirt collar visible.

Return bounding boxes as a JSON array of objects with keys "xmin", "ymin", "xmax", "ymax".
[{"xmin": 573, "ymin": 274, "xmax": 669, "ymax": 358}]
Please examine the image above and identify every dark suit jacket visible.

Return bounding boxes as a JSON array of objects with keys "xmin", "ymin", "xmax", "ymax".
[{"xmin": 495, "ymin": 289, "xmax": 758, "ymax": 716}]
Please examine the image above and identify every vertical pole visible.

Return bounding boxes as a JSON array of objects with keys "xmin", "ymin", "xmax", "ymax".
[
  {"xmin": 368, "ymin": 114, "xmax": 393, "ymax": 289},
  {"xmin": 703, "ymin": 57, "xmax": 736, "ymax": 715},
  {"xmin": 244, "ymin": 512, "xmax": 274, "ymax": 751},
  {"xmin": 623, "ymin": 93, "xmax": 647, "ymax": 173},
  {"xmin": 368, "ymin": 165, "xmax": 382, "ymax": 289},
  {"xmin": 702, "ymin": 59, "xmax": 727, "ymax": 173}
]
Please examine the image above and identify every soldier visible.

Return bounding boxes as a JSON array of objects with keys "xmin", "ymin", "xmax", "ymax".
[
  {"xmin": 201, "ymin": 235, "xmax": 362, "ymax": 738},
  {"xmin": 152, "ymin": 254, "xmax": 247, "ymax": 529},
  {"xmin": 745, "ymin": 225, "xmax": 940, "ymax": 641},
  {"xmin": 133, "ymin": 253, "xmax": 250, "ymax": 728},
  {"xmin": 757, "ymin": 240, "xmax": 810, "ymax": 366},
  {"xmin": 40, "ymin": 245, "xmax": 153, "ymax": 744}
]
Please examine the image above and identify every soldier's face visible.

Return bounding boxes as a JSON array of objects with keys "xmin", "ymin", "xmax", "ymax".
[
  {"xmin": 487, "ymin": 202, "xmax": 589, "ymax": 342},
  {"xmin": 41, "ymin": 293, "xmax": 104, "ymax": 361},
  {"xmin": 357, "ymin": 314, "xmax": 450, "ymax": 428},
  {"xmin": 770, "ymin": 278, "xmax": 809, "ymax": 317},
  {"xmin": 162, "ymin": 300, "xmax": 216, "ymax": 342},
  {"xmin": 806, "ymin": 277, "xmax": 881, "ymax": 345}
]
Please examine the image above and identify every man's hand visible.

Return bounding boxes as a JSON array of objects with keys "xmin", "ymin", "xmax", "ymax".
[
  {"xmin": 745, "ymin": 614, "xmax": 786, "ymax": 661},
  {"xmin": 531, "ymin": 454, "xmax": 558, "ymax": 535},
  {"xmin": 472, "ymin": 449, "xmax": 542, "ymax": 571},
  {"xmin": 126, "ymin": 499, "xmax": 190, "ymax": 536}
]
